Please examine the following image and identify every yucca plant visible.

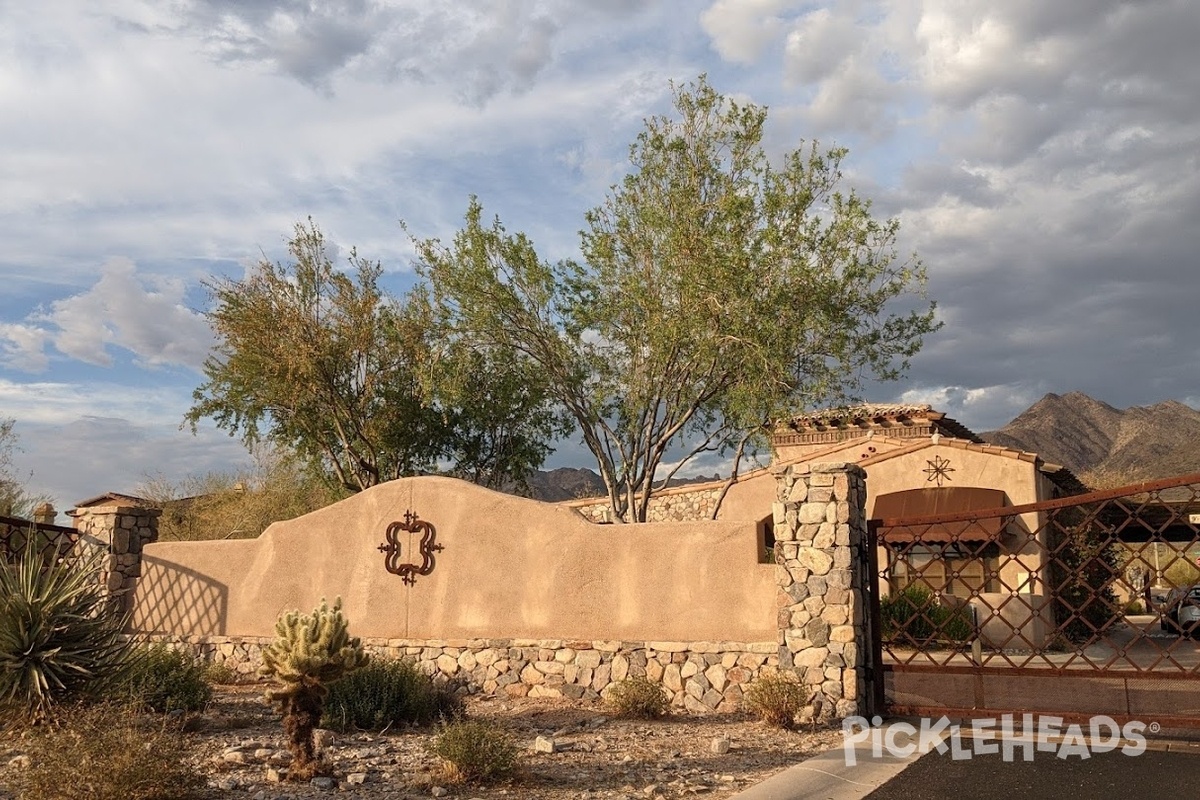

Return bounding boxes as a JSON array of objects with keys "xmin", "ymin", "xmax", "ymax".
[
  {"xmin": 259, "ymin": 598, "xmax": 368, "ymax": 779},
  {"xmin": 0, "ymin": 543, "xmax": 132, "ymax": 723}
]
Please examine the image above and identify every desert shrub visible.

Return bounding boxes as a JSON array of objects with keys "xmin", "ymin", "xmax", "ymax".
[
  {"xmin": 121, "ymin": 644, "xmax": 212, "ymax": 713},
  {"xmin": 323, "ymin": 658, "xmax": 463, "ymax": 732},
  {"xmin": 201, "ymin": 660, "xmax": 241, "ymax": 686},
  {"xmin": 0, "ymin": 545, "xmax": 133, "ymax": 723},
  {"xmin": 743, "ymin": 672, "xmax": 806, "ymax": 728},
  {"xmin": 11, "ymin": 704, "xmax": 206, "ymax": 800},
  {"xmin": 1124, "ymin": 599, "xmax": 1146, "ymax": 615},
  {"xmin": 428, "ymin": 720, "xmax": 519, "ymax": 784},
  {"xmin": 605, "ymin": 676, "xmax": 670, "ymax": 719},
  {"xmin": 881, "ymin": 584, "xmax": 974, "ymax": 644}
]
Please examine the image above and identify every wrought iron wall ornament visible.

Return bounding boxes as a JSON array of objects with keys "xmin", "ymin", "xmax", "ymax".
[
  {"xmin": 377, "ymin": 510, "xmax": 443, "ymax": 585},
  {"xmin": 923, "ymin": 455, "xmax": 955, "ymax": 487}
]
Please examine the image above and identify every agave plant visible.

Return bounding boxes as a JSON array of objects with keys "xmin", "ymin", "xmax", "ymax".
[{"xmin": 0, "ymin": 542, "xmax": 133, "ymax": 722}]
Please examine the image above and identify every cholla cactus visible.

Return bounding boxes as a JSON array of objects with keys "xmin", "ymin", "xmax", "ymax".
[{"xmin": 260, "ymin": 598, "xmax": 368, "ymax": 779}]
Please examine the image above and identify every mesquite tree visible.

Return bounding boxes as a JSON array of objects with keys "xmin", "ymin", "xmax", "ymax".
[
  {"xmin": 418, "ymin": 75, "xmax": 939, "ymax": 521},
  {"xmin": 260, "ymin": 598, "xmax": 368, "ymax": 780}
]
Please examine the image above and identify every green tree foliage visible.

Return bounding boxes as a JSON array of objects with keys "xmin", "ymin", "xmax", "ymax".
[
  {"xmin": 0, "ymin": 418, "xmax": 49, "ymax": 519},
  {"xmin": 138, "ymin": 447, "xmax": 345, "ymax": 541},
  {"xmin": 417, "ymin": 76, "xmax": 939, "ymax": 521},
  {"xmin": 260, "ymin": 598, "xmax": 368, "ymax": 780},
  {"xmin": 186, "ymin": 221, "xmax": 562, "ymax": 494}
]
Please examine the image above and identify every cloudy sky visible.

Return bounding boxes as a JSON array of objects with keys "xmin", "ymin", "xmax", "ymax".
[{"xmin": 2, "ymin": 0, "xmax": 1198, "ymax": 510}]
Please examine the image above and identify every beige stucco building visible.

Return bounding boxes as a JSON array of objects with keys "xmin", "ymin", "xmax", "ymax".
[{"xmin": 567, "ymin": 404, "xmax": 1086, "ymax": 649}]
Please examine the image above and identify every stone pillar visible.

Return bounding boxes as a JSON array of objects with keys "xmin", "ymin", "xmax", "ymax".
[
  {"xmin": 32, "ymin": 502, "xmax": 57, "ymax": 525},
  {"xmin": 68, "ymin": 504, "xmax": 160, "ymax": 610},
  {"xmin": 772, "ymin": 461, "xmax": 869, "ymax": 721}
]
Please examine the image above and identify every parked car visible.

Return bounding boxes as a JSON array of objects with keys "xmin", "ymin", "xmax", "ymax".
[{"xmin": 1160, "ymin": 584, "xmax": 1200, "ymax": 635}]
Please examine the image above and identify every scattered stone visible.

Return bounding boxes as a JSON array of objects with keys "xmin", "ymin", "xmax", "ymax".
[
  {"xmin": 431, "ymin": 787, "xmax": 449, "ymax": 797},
  {"xmin": 345, "ymin": 772, "xmax": 368, "ymax": 785},
  {"xmin": 253, "ymin": 748, "xmax": 275, "ymax": 761},
  {"xmin": 222, "ymin": 749, "xmax": 249, "ymax": 765},
  {"xmin": 216, "ymin": 777, "xmax": 240, "ymax": 791},
  {"xmin": 710, "ymin": 737, "xmax": 731, "ymax": 755},
  {"xmin": 310, "ymin": 776, "xmax": 336, "ymax": 789},
  {"xmin": 534, "ymin": 735, "xmax": 558, "ymax": 753},
  {"xmin": 265, "ymin": 767, "xmax": 286, "ymax": 783},
  {"xmin": 8, "ymin": 755, "xmax": 30, "ymax": 769}
]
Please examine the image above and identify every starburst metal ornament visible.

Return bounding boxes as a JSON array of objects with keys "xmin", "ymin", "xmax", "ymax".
[{"xmin": 924, "ymin": 455, "xmax": 955, "ymax": 487}]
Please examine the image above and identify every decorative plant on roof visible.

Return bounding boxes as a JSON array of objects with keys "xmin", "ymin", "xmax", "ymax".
[{"xmin": 260, "ymin": 598, "xmax": 368, "ymax": 780}]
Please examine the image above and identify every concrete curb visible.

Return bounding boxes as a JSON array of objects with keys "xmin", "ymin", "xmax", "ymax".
[{"xmin": 728, "ymin": 725, "xmax": 924, "ymax": 800}]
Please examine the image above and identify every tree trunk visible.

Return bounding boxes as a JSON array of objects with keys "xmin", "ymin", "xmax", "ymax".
[{"xmin": 282, "ymin": 690, "xmax": 325, "ymax": 780}]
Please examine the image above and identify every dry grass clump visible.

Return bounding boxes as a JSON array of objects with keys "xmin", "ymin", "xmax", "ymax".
[
  {"xmin": 428, "ymin": 719, "xmax": 519, "ymax": 784},
  {"xmin": 605, "ymin": 676, "xmax": 671, "ymax": 719},
  {"xmin": 743, "ymin": 672, "xmax": 807, "ymax": 728},
  {"xmin": 10, "ymin": 704, "xmax": 206, "ymax": 800}
]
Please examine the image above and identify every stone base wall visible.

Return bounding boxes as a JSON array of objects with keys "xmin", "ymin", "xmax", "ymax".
[
  {"xmin": 147, "ymin": 635, "xmax": 780, "ymax": 714},
  {"xmin": 569, "ymin": 486, "xmax": 725, "ymax": 523}
]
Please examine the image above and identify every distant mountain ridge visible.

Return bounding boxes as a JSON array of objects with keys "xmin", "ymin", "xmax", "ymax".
[{"xmin": 981, "ymin": 391, "xmax": 1200, "ymax": 488}]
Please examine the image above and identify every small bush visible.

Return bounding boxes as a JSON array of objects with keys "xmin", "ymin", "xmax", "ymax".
[
  {"xmin": 743, "ymin": 673, "xmax": 806, "ymax": 728},
  {"xmin": 0, "ymin": 546, "xmax": 133, "ymax": 723},
  {"xmin": 11, "ymin": 704, "xmax": 207, "ymax": 800},
  {"xmin": 428, "ymin": 720, "xmax": 519, "ymax": 784},
  {"xmin": 881, "ymin": 584, "xmax": 974, "ymax": 644},
  {"xmin": 605, "ymin": 676, "xmax": 670, "ymax": 719},
  {"xmin": 323, "ymin": 658, "xmax": 463, "ymax": 732},
  {"xmin": 122, "ymin": 644, "xmax": 212, "ymax": 713},
  {"xmin": 201, "ymin": 660, "xmax": 241, "ymax": 686},
  {"xmin": 1124, "ymin": 599, "xmax": 1146, "ymax": 615}
]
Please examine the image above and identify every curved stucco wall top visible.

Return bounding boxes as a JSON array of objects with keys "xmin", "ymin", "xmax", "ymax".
[{"xmin": 131, "ymin": 476, "xmax": 776, "ymax": 644}]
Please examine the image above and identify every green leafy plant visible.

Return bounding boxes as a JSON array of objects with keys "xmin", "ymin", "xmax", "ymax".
[
  {"xmin": 881, "ymin": 584, "xmax": 974, "ymax": 645},
  {"xmin": 10, "ymin": 703, "xmax": 206, "ymax": 800},
  {"xmin": 428, "ymin": 720, "xmax": 519, "ymax": 784},
  {"xmin": 323, "ymin": 658, "xmax": 463, "ymax": 732},
  {"xmin": 605, "ymin": 676, "xmax": 670, "ymax": 719},
  {"xmin": 743, "ymin": 672, "xmax": 807, "ymax": 728},
  {"xmin": 0, "ymin": 544, "xmax": 133, "ymax": 723},
  {"xmin": 259, "ymin": 598, "xmax": 368, "ymax": 780},
  {"xmin": 121, "ymin": 644, "xmax": 212, "ymax": 713}
]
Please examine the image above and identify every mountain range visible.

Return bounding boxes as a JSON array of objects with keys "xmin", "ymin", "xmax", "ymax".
[
  {"xmin": 981, "ymin": 391, "xmax": 1200, "ymax": 488},
  {"xmin": 527, "ymin": 392, "xmax": 1200, "ymax": 499}
]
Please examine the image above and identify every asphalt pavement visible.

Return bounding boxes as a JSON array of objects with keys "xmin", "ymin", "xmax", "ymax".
[{"xmin": 730, "ymin": 723, "xmax": 1200, "ymax": 800}]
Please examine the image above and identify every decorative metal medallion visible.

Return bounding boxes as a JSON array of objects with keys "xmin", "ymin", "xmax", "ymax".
[
  {"xmin": 924, "ymin": 455, "xmax": 955, "ymax": 487},
  {"xmin": 377, "ymin": 510, "xmax": 443, "ymax": 585}
]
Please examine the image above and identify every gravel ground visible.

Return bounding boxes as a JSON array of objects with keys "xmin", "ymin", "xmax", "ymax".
[{"xmin": 1, "ymin": 684, "xmax": 846, "ymax": 800}]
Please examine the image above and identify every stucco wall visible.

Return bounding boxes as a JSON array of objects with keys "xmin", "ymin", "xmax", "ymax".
[{"xmin": 130, "ymin": 476, "xmax": 777, "ymax": 644}]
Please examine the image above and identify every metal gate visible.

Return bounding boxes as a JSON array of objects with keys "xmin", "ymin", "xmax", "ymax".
[{"xmin": 868, "ymin": 473, "xmax": 1200, "ymax": 729}]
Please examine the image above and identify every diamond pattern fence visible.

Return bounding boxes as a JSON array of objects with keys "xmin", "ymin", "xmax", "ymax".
[{"xmin": 871, "ymin": 473, "xmax": 1200, "ymax": 675}]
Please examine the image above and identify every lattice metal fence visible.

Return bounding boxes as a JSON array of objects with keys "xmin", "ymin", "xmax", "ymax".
[
  {"xmin": 871, "ymin": 473, "xmax": 1200, "ymax": 675},
  {"xmin": 0, "ymin": 514, "xmax": 79, "ymax": 564}
]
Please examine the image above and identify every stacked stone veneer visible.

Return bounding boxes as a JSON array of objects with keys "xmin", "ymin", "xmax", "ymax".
[
  {"xmin": 570, "ymin": 485, "xmax": 724, "ymax": 523},
  {"xmin": 69, "ymin": 504, "xmax": 160, "ymax": 610},
  {"xmin": 772, "ymin": 462, "xmax": 870, "ymax": 720},
  {"xmin": 146, "ymin": 635, "xmax": 779, "ymax": 712}
]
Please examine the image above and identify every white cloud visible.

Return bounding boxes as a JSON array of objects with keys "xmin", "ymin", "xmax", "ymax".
[
  {"xmin": 0, "ymin": 323, "xmax": 50, "ymax": 372},
  {"xmin": 9, "ymin": 259, "xmax": 213, "ymax": 371},
  {"xmin": 701, "ymin": 0, "xmax": 798, "ymax": 64}
]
